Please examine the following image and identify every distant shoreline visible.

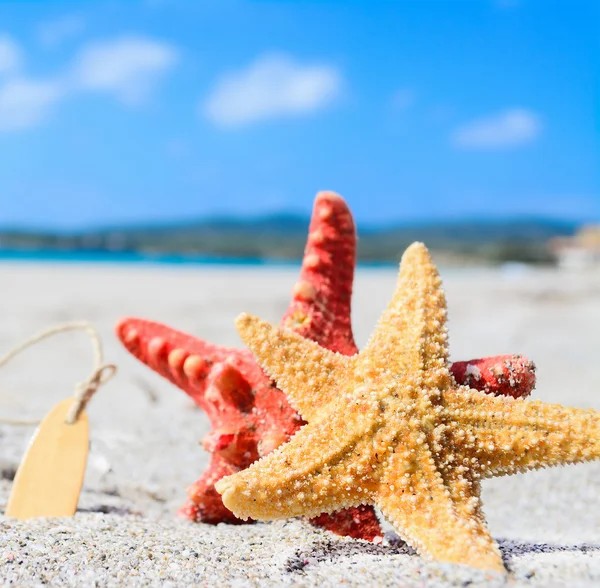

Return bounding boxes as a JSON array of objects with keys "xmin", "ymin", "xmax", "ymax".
[{"xmin": 0, "ymin": 216, "xmax": 576, "ymax": 267}]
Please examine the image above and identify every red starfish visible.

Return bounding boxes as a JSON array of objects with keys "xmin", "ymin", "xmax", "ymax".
[{"xmin": 116, "ymin": 191, "xmax": 536, "ymax": 541}]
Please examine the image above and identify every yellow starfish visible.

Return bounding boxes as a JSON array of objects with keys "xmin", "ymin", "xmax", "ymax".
[{"xmin": 215, "ymin": 242, "xmax": 600, "ymax": 571}]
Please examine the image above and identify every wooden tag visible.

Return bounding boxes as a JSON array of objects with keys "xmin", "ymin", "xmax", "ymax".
[{"xmin": 5, "ymin": 398, "xmax": 89, "ymax": 519}]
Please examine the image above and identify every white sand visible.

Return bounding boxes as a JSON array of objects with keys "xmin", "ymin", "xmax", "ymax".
[{"xmin": 1, "ymin": 261, "xmax": 599, "ymax": 586}]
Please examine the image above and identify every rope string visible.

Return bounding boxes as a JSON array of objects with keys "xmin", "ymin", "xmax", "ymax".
[{"xmin": 0, "ymin": 321, "xmax": 116, "ymax": 426}]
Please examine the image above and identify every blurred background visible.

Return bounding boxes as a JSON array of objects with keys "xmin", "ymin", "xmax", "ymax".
[{"xmin": 0, "ymin": 0, "xmax": 598, "ymax": 267}]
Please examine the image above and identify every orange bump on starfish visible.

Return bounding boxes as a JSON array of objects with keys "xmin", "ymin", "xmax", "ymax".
[{"xmin": 116, "ymin": 191, "xmax": 537, "ymax": 541}]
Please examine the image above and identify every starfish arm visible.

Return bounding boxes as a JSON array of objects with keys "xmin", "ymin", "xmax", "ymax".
[
  {"xmin": 280, "ymin": 191, "xmax": 358, "ymax": 356},
  {"xmin": 433, "ymin": 421, "xmax": 497, "ymax": 555},
  {"xmin": 115, "ymin": 317, "xmax": 266, "ymax": 416},
  {"xmin": 215, "ymin": 409, "xmax": 379, "ymax": 521},
  {"xmin": 376, "ymin": 432, "xmax": 504, "ymax": 571},
  {"xmin": 444, "ymin": 388, "xmax": 600, "ymax": 477},
  {"xmin": 437, "ymin": 458, "xmax": 506, "ymax": 570},
  {"xmin": 116, "ymin": 317, "xmax": 233, "ymax": 364},
  {"xmin": 449, "ymin": 354, "xmax": 536, "ymax": 399},
  {"xmin": 362, "ymin": 243, "xmax": 451, "ymax": 394},
  {"xmin": 235, "ymin": 313, "xmax": 349, "ymax": 421},
  {"xmin": 115, "ymin": 317, "xmax": 229, "ymax": 402}
]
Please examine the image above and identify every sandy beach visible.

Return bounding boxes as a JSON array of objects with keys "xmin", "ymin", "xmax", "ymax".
[{"xmin": 1, "ymin": 261, "xmax": 599, "ymax": 586}]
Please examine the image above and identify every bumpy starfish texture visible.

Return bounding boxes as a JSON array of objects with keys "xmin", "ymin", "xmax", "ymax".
[
  {"xmin": 216, "ymin": 242, "xmax": 600, "ymax": 571},
  {"xmin": 116, "ymin": 191, "xmax": 536, "ymax": 540}
]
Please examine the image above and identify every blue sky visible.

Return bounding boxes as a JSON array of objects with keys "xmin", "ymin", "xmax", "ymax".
[{"xmin": 0, "ymin": 0, "xmax": 598, "ymax": 229}]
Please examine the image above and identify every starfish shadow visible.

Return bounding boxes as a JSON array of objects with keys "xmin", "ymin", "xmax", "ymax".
[
  {"xmin": 76, "ymin": 504, "xmax": 141, "ymax": 516},
  {"xmin": 496, "ymin": 538, "xmax": 600, "ymax": 572},
  {"xmin": 283, "ymin": 535, "xmax": 600, "ymax": 575},
  {"xmin": 283, "ymin": 536, "xmax": 415, "ymax": 573}
]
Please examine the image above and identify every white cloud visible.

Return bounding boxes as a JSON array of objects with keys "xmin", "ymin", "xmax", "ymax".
[
  {"xmin": 70, "ymin": 36, "xmax": 177, "ymax": 104},
  {"xmin": 37, "ymin": 15, "xmax": 86, "ymax": 47},
  {"xmin": 0, "ymin": 78, "xmax": 64, "ymax": 131},
  {"xmin": 203, "ymin": 53, "xmax": 342, "ymax": 127},
  {"xmin": 452, "ymin": 108, "xmax": 541, "ymax": 149},
  {"xmin": 0, "ymin": 34, "xmax": 22, "ymax": 74},
  {"xmin": 0, "ymin": 35, "xmax": 177, "ymax": 133}
]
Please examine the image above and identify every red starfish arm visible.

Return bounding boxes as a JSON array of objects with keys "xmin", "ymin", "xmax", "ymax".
[
  {"xmin": 116, "ymin": 317, "xmax": 260, "ymax": 420},
  {"xmin": 281, "ymin": 191, "xmax": 358, "ymax": 356},
  {"xmin": 116, "ymin": 316, "xmax": 235, "ymax": 366},
  {"xmin": 450, "ymin": 354, "xmax": 536, "ymax": 398}
]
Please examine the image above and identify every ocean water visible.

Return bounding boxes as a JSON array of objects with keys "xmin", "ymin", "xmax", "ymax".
[{"xmin": 0, "ymin": 248, "xmax": 398, "ymax": 268}]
